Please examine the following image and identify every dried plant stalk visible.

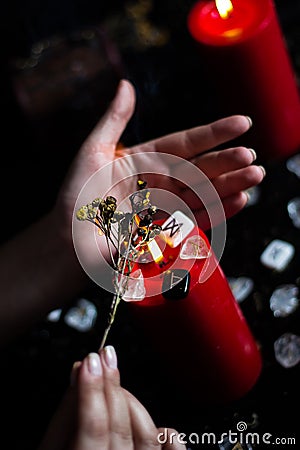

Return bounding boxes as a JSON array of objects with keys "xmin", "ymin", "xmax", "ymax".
[{"xmin": 76, "ymin": 180, "xmax": 161, "ymax": 348}]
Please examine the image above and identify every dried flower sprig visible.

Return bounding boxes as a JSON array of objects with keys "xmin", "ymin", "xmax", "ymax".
[{"xmin": 76, "ymin": 180, "xmax": 161, "ymax": 349}]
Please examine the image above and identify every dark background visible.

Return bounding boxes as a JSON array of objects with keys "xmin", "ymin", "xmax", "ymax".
[{"xmin": 1, "ymin": 1, "xmax": 300, "ymax": 449}]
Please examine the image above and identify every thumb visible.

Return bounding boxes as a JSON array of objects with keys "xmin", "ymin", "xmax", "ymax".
[{"xmin": 84, "ymin": 78, "xmax": 136, "ymax": 150}]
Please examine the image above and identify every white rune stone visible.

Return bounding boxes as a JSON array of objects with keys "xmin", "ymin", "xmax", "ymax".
[
  {"xmin": 260, "ymin": 239, "xmax": 295, "ymax": 271},
  {"xmin": 161, "ymin": 210, "xmax": 195, "ymax": 248},
  {"xmin": 64, "ymin": 298, "xmax": 98, "ymax": 332},
  {"xmin": 121, "ymin": 269, "xmax": 146, "ymax": 302},
  {"xmin": 287, "ymin": 197, "xmax": 300, "ymax": 228},
  {"xmin": 245, "ymin": 185, "xmax": 261, "ymax": 206},
  {"xmin": 270, "ymin": 284, "xmax": 299, "ymax": 317},
  {"xmin": 274, "ymin": 333, "xmax": 300, "ymax": 368},
  {"xmin": 180, "ymin": 235, "xmax": 210, "ymax": 260},
  {"xmin": 227, "ymin": 276, "xmax": 254, "ymax": 303},
  {"xmin": 286, "ymin": 153, "xmax": 300, "ymax": 178}
]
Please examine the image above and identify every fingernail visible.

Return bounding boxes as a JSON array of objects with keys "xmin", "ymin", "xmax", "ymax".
[
  {"xmin": 87, "ymin": 352, "xmax": 103, "ymax": 376},
  {"xmin": 245, "ymin": 116, "xmax": 253, "ymax": 128},
  {"xmin": 70, "ymin": 361, "xmax": 81, "ymax": 387},
  {"xmin": 242, "ymin": 190, "xmax": 250, "ymax": 204},
  {"xmin": 248, "ymin": 148, "xmax": 257, "ymax": 162},
  {"xmin": 259, "ymin": 165, "xmax": 266, "ymax": 177},
  {"xmin": 103, "ymin": 345, "xmax": 118, "ymax": 369}
]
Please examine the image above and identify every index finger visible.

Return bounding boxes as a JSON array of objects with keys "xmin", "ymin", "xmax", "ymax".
[{"xmin": 141, "ymin": 115, "xmax": 252, "ymax": 160}]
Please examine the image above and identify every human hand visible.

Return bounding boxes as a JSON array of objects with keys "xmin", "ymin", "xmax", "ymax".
[
  {"xmin": 56, "ymin": 78, "xmax": 264, "ymax": 232},
  {"xmin": 0, "ymin": 78, "xmax": 264, "ymax": 343},
  {"xmin": 38, "ymin": 346, "xmax": 186, "ymax": 450}
]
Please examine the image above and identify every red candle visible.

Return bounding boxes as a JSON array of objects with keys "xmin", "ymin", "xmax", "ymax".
[
  {"xmin": 187, "ymin": 0, "xmax": 300, "ymax": 161},
  {"xmin": 129, "ymin": 213, "xmax": 262, "ymax": 404}
]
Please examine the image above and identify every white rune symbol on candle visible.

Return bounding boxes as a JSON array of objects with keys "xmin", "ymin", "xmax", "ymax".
[
  {"xmin": 162, "ymin": 211, "xmax": 195, "ymax": 248},
  {"xmin": 169, "ymin": 271, "xmax": 184, "ymax": 289}
]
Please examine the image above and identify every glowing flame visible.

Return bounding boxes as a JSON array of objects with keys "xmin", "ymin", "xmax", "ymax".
[
  {"xmin": 148, "ymin": 239, "xmax": 164, "ymax": 263},
  {"xmin": 216, "ymin": 0, "xmax": 233, "ymax": 19}
]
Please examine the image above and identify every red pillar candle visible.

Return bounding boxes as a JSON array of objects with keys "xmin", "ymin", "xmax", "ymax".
[
  {"xmin": 187, "ymin": 0, "xmax": 300, "ymax": 161},
  {"xmin": 129, "ymin": 212, "xmax": 262, "ymax": 404}
]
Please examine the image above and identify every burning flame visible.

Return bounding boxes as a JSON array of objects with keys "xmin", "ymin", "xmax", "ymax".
[
  {"xmin": 215, "ymin": 0, "xmax": 233, "ymax": 19},
  {"xmin": 147, "ymin": 239, "xmax": 164, "ymax": 263}
]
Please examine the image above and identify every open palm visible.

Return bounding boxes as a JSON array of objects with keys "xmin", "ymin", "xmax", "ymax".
[{"xmin": 57, "ymin": 79, "xmax": 264, "ymax": 251}]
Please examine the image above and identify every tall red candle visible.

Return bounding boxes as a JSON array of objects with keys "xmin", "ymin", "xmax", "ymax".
[
  {"xmin": 187, "ymin": 0, "xmax": 300, "ymax": 161},
  {"xmin": 129, "ymin": 214, "xmax": 262, "ymax": 404}
]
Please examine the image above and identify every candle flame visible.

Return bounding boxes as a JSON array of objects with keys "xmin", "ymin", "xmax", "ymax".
[
  {"xmin": 148, "ymin": 239, "xmax": 164, "ymax": 263},
  {"xmin": 215, "ymin": 0, "xmax": 233, "ymax": 19}
]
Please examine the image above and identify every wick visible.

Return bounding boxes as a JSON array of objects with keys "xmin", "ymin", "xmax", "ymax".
[{"xmin": 159, "ymin": 257, "xmax": 171, "ymax": 268}]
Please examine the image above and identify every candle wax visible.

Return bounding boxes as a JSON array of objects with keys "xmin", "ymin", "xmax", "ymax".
[
  {"xmin": 187, "ymin": 0, "xmax": 300, "ymax": 160},
  {"xmin": 188, "ymin": 1, "xmax": 270, "ymax": 45},
  {"xmin": 129, "ymin": 223, "xmax": 262, "ymax": 404}
]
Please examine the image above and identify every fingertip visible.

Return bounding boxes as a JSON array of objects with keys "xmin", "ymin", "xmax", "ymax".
[
  {"xmin": 223, "ymin": 191, "xmax": 249, "ymax": 219},
  {"xmin": 114, "ymin": 78, "xmax": 136, "ymax": 115},
  {"xmin": 259, "ymin": 165, "xmax": 267, "ymax": 178},
  {"xmin": 86, "ymin": 78, "xmax": 136, "ymax": 145},
  {"xmin": 233, "ymin": 114, "xmax": 253, "ymax": 133},
  {"xmin": 87, "ymin": 352, "xmax": 103, "ymax": 376},
  {"xmin": 245, "ymin": 115, "xmax": 253, "ymax": 128},
  {"xmin": 100, "ymin": 345, "xmax": 118, "ymax": 370},
  {"xmin": 230, "ymin": 114, "xmax": 252, "ymax": 131},
  {"xmin": 211, "ymin": 114, "xmax": 254, "ymax": 142},
  {"xmin": 241, "ymin": 190, "xmax": 250, "ymax": 206},
  {"xmin": 248, "ymin": 148, "xmax": 257, "ymax": 162},
  {"xmin": 78, "ymin": 353, "xmax": 103, "ymax": 380},
  {"xmin": 119, "ymin": 78, "xmax": 135, "ymax": 95},
  {"xmin": 250, "ymin": 164, "xmax": 266, "ymax": 183}
]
